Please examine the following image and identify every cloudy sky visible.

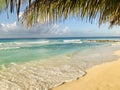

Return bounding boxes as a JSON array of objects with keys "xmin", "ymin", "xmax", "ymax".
[{"xmin": 0, "ymin": 6, "xmax": 120, "ymax": 38}]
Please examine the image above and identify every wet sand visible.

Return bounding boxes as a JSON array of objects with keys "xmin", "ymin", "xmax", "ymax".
[
  {"xmin": 0, "ymin": 44, "xmax": 119, "ymax": 90},
  {"xmin": 52, "ymin": 50, "xmax": 120, "ymax": 90}
]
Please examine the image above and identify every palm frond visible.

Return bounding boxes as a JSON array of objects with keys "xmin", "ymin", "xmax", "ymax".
[{"xmin": 1, "ymin": 0, "xmax": 120, "ymax": 27}]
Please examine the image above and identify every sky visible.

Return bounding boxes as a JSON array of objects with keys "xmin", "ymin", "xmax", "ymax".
[{"xmin": 0, "ymin": 4, "xmax": 120, "ymax": 38}]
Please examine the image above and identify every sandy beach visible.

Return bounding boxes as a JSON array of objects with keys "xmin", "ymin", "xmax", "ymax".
[
  {"xmin": 0, "ymin": 0, "xmax": 120, "ymax": 89},
  {"xmin": 0, "ymin": 41, "xmax": 120, "ymax": 90},
  {"xmin": 52, "ymin": 50, "xmax": 120, "ymax": 90}
]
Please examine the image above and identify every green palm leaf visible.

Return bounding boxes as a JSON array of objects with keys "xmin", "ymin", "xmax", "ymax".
[{"xmin": 1, "ymin": 0, "xmax": 120, "ymax": 27}]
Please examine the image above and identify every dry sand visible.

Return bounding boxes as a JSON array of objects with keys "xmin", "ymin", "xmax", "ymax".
[{"xmin": 52, "ymin": 50, "xmax": 120, "ymax": 90}]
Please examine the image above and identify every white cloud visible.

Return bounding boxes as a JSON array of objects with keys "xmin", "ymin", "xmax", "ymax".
[
  {"xmin": 62, "ymin": 27, "xmax": 69, "ymax": 34},
  {"xmin": 48, "ymin": 24, "xmax": 70, "ymax": 35},
  {"xmin": 0, "ymin": 22, "xmax": 70, "ymax": 38}
]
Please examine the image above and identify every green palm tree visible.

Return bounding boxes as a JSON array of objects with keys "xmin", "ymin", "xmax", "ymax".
[{"xmin": 1, "ymin": 0, "xmax": 120, "ymax": 27}]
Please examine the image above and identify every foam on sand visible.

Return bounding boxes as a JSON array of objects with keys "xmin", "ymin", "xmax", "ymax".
[
  {"xmin": 52, "ymin": 50, "xmax": 120, "ymax": 90},
  {"xmin": 0, "ymin": 59, "xmax": 85, "ymax": 90},
  {"xmin": 0, "ymin": 43, "xmax": 119, "ymax": 90}
]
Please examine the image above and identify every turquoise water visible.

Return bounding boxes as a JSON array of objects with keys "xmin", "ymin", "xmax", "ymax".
[
  {"xmin": 0, "ymin": 37, "xmax": 120, "ymax": 90},
  {"xmin": 0, "ymin": 37, "xmax": 118, "ymax": 65}
]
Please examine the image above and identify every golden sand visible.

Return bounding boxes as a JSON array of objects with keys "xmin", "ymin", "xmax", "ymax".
[{"xmin": 52, "ymin": 50, "xmax": 120, "ymax": 90}]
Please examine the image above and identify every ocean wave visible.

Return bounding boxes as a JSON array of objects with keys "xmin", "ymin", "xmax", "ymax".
[
  {"xmin": 0, "ymin": 47, "xmax": 20, "ymax": 50},
  {"xmin": 12, "ymin": 40, "xmax": 49, "ymax": 45},
  {"xmin": 0, "ymin": 40, "xmax": 83, "ymax": 50},
  {"xmin": 63, "ymin": 39, "xmax": 82, "ymax": 44},
  {"xmin": 0, "ymin": 41, "xmax": 50, "ymax": 50},
  {"xmin": 0, "ymin": 40, "xmax": 50, "ymax": 46},
  {"xmin": 9, "ymin": 41, "xmax": 50, "ymax": 47}
]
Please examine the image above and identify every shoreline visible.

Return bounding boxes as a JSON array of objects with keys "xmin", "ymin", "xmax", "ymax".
[
  {"xmin": 0, "ymin": 44, "xmax": 120, "ymax": 90},
  {"xmin": 52, "ymin": 50, "xmax": 120, "ymax": 90}
]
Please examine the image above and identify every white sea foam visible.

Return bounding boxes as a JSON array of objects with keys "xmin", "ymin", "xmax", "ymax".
[
  {"xmin": 0, "ymin": 62, "xmax": 85, "ymax": 90},
  {"xmin": 111, "ymin": 42, "xmax": 120, "ymax": 46},
  {"xmin": 0, "ymin": 41, "xmax": 119, "ymax": 90},
  {"xmin": 0, "ymin": 40, "xmax": 50, "ymax": 49},
  {"xmin": 0, "ymin": 40, "xmax": 82, "ymax": 48},
  {"xmin": 12, "ymin": 40, "xmax": 50, "ymax": 45},
  {"xmin": 22, "ymin": 40, "xmax": 50, "ymax": 44},
  {"xmin": 0, "ymin": 47, "xmax": 20, "ymax": 50},
  {"xmin": 63, "ymin": 39, "xmax": 82, "ymax": 44}
]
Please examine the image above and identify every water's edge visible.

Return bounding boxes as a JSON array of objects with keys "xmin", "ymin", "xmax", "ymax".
[{"xmin": 0, "ymin": 43, "xmax": 120, "ymax": 90}]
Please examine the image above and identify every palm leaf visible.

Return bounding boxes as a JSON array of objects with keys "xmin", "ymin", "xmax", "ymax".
[{"xmin": 1, "ymin": 0, "xmax": 120, "ymax": 27}]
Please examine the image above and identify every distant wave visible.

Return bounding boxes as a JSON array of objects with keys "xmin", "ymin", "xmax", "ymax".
[
  {"xmin": 0, "ymin": 40, "xmax": 50, "ymax": 46},
  {"xmin": 14, "ymin": 40, "xmax": 50, "ymax": 45},
  {"xmin": 0, "ymin": 39, "xmax": 82, "ymax": 46},
  {"xmin": 0, "ymin": 39, "xmax": 83, "ymax": 50},
  {"xmin": 0, "ymin": 41, "xmax": 50, "ymax": 50},
  {"xmin": 63, "ymin": 39, "xmax": 82, "ymax": 44},
  {"xmin": 0, "ymin": 47, "xmax": 20, "ymax": 50}
]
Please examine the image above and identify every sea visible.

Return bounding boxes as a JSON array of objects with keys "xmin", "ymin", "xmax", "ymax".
[
  {"xmin": 0, "ymin": 37, "xmax": 119, "ymax": 66},
  {"xmin": 0, "ymin": 37, "xmax": 120, "ymax": 90}
]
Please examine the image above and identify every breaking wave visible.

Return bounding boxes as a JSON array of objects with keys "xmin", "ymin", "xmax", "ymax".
[
  {"xmin": 0, "ymin": 39, "xmax": 82, "ymax": 50},
  {"xmin": 63, "ymin": 39, "xmax": 82, "ymax": 44},
  {"xmin": 0, "ymin": 47, "xmax": 20, "ymax": 50}
]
